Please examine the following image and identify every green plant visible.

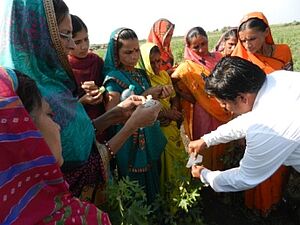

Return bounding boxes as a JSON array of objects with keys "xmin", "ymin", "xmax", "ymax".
[
  {"xmin": 104, "ymin": 176, "xmax": 151, "ymax": 225},
  {"xmin": 149, "ymin": 179, "xmax": 204, "ymax": 225}
]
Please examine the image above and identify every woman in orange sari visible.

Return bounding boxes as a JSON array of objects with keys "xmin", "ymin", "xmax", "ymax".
[
  {"xmin": 232, "ymin": 12, "xmax": 293, "ymax": 73},
  {"xmin": 148, "ymin": 18, "xmax": 176, "ymax": 74},
  {"xmin": 172, "ymin": 27, "xmax": 232, "ymax": 170},
  {"xmin": 232, "ymin": 11, "xmax": 293, "ymax": 215}
]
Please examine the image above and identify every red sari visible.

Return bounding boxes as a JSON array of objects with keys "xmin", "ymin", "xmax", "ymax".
[
  {"xmin": 68, "ymin": 52, "xmax": 107, "ymax": 142},
  {"xmin": 0, "ymin": 67, "xmax": 111, "ymax": 224}
]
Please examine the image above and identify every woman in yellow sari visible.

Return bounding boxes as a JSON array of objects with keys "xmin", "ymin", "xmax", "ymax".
[
  {"xmin": 171, "ymin": 27, "xmax": 232, "ymax": 171},
  {"xmin": 137, "ymin": 42, "xmax": 189, "ymax": 199},
  {"xmin": 232, "ymin": 12, "xmax": 293, "ymax": 215}
]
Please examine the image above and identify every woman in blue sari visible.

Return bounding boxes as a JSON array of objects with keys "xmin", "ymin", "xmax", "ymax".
[
  {"xmin": 0, "ymin": 0, "xmax": 162, "ymax": 202},
  {"xmin": 104, "ymin": 28, "xmax": 168, "ymax": 203}
]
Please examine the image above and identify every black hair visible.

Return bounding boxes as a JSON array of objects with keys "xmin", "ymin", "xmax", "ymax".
[
  {"xmin": 114, "ymin": 28, "xmax": 139, "ymax": 68},
  {"xmin": 186, "ymin": 27, "xmax": 207, "ymax": 46},
  {"xmin": 239, "ymin": 18, "xmax": 268, "ymax": 33},
  {"xmin": 150, "ymin": 45, "xmax": 160, "ymax": 55},
  {"xmin": 15, "ymin": 70, "xmax": 42, "ymax": 114},
  {"xmin": 205, "ymin": 56, "xmax": 266, "ymax": 100},
  {"xmin": 71, "ymin": 14, "xmax": 88, "ymax": 37},
  {"xmin": 116, "ymin": 28, "xmax": 138, "ymax": 50},
  {"xmin": 223, "ymin": 28, "xmax": 238, "ymax": 41},
  {"xmin": 52, "ymin": 0, "xmax": 69, "ymax": 25}
]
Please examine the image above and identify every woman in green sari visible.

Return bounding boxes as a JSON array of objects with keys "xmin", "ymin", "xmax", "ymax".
[{"xmin": 103, "ymin": 28, "xmax": 169, "ymax": 203}]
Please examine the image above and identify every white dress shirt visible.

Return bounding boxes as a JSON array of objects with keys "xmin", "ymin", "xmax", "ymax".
[{"xmin": 200, "ymin": 70, "xmax": 300, "ymax": 192}]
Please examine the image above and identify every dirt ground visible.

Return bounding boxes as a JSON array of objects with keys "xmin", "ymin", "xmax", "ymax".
[{"xmin": 200, "ymin": 188, "xmax": 300, "ymax": 225}]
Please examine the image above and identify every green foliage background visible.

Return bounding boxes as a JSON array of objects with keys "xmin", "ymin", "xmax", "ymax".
[{"xmin": 95, "ymin": 22, "xmax": 300, "ymax": 71}]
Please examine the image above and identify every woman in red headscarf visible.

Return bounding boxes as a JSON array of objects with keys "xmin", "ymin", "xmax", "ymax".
[{"xmin": 148, "ymin": 18, "xmax": 176, "ymax": 74}]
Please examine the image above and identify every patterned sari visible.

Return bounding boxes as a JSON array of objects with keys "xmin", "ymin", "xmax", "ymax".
[
  {"xmin": 103, "ymin": 28, "xmax": 167, "ymax": 203},
  {"xmin": 0, "ymin": 67, "xmax": 110, "ymax": 224},
  {"xmin": 137, "ymin": 42, "xmax": 189, "ymax": 196},
  {"xmin": 0, "ymin": 0, "xmax": 108, "ymax": 199},
  {"xmin": 232, "ymin": 11, "xmax": 292, "ymax": 215},
  {"xmin": 148, "ymin": 19, "xmax": 175, "ymax": 72}
]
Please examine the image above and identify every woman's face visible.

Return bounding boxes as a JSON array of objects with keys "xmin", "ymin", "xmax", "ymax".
[
  {"xmin": 69, "ymin": 29, "xmax": 89, "ymax": 58},
  {"xmin": 118, "ymin": 38, "xmax": 140, "ymax": 70},
  {"xmin": 189, "ymin": 35, "xmax": 209, "ymax": 57},
  {"xmin": 224, "ymin": 36, "xmax": 238, "ymax": 56},
  {"xmin": 58, "ymin": 14, "xmax": 76, "ymax": 55},
  {"xmin": 238, "ymin": 28, "xmax": 268, "ymax": 54},
  {"xmin": 150, "ymin": 51, "xmax": 162, "ymax": 75},
  {"xmin": 33, "ymin": 99, "xmax": 63, "ymax": 166}
]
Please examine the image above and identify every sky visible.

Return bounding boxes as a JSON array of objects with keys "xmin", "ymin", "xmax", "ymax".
[{"xmin": 64, "ymin": 0, "xmax": 300, "ymax": 44}]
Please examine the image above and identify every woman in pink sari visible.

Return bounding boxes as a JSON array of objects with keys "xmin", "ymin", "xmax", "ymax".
[{"xmin": 172, "ymin": 27, "xmax": 231, "ymax": 170}]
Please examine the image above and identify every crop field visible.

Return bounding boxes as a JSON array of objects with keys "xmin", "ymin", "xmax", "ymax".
[{"xmin": 95, "ymin": 22, "xmax": 300, "ymax": 71}]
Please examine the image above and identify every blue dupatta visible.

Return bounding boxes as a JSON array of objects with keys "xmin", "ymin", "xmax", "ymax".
[{"xmin": 0, "ymin": 0, "xmax": 94, "ymax": 162}]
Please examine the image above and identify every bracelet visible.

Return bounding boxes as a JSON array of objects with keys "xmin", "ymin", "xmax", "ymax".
[{"xmin": 104, "ymin": 140, "xmax": 115, "ymax": 158}]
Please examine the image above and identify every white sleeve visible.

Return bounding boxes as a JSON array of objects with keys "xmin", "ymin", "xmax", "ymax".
[
  {"xmin": 202, "ymin": 115, "xmax": 248, "ymax": 147},
  {"xmin": 200, "ymin": 131, "xmax": 296, "ymax": 192}
]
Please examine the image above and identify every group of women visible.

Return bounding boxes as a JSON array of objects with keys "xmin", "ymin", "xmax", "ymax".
[{"xmin": 0, "ymin": 0, "xmax": 294, "ymax": 224}]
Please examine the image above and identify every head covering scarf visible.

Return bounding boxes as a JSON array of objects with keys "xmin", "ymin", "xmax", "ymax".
[
  {"xmin": 0, "ymin": 0, "xmax": 94, "ymax": 163},
  {"xmin": 137, "ymin": 42, "xmax": 175, "ymax": 105},
  {"xmin": 68, "ymin": 53, "xmax": 106, "ymax": 120},
  {"xmin": 147, "ymin": 19, "xmax": 175, "ymax": 71},
  {"xmin": 231, "ymin": 12, "xmax": 283, "ymax": 74},
  {"xmin": 0, "ymin": 67, "xmax": 110, "ymax": 224},
  {"xmin": 183, "ymin": 33, "xmax": 222, "ymax": 71},
  {"xmin": 214, "ymin": 27, "xmax": 238, "ymax": 54}
]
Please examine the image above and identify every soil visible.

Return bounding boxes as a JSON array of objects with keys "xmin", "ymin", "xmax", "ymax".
[{"xmin": 200, "ymin": 188, "xmax": 300, "ymax": 225}]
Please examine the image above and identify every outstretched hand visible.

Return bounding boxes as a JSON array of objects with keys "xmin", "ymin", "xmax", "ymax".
[
  {"xmin": 188, "ymin": 138, "xmax": 207, "ymax": 155},
  {"xmin": 191, "ymin": 165, "xmax": 206, "ymax": 178}
]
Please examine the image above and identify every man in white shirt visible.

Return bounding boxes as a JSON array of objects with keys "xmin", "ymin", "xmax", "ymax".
[{"xmin": 189, "ymin": 56, "xmax": 300, "ymax": 192}]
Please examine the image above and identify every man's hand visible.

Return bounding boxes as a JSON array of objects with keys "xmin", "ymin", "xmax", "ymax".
[
  {"xmin": 191, "ymin": 165, "xmax": 206, "ymax": 178},
  {"xmin": 188, "ymin": 138, "xmax": 207, "ymax": 155}
]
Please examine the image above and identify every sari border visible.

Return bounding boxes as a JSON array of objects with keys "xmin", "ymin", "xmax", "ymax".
[{"xmin": 43, "ymin": 0, "xmax": 73, "ymax": 77}]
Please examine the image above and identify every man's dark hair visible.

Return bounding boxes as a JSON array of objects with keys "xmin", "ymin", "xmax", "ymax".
[{"xmin": 205, "ymin": 56, "xmax": 266, "ymax": 100}]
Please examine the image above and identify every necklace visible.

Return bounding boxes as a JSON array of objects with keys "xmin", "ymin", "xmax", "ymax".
[{"xmin": 122, "ymin": 68, "xmax": 146, "ymax": 91}]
